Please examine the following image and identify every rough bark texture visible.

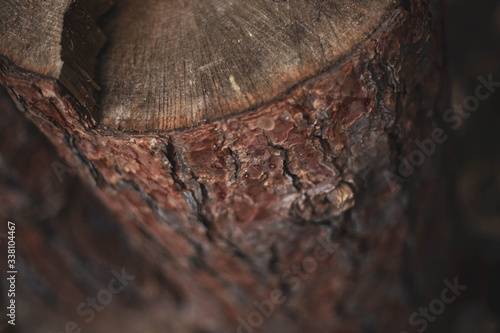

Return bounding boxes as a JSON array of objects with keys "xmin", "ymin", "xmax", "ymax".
[{"xmin": 0, "ymin": 1, "xmax": 451, "ymax": 332}]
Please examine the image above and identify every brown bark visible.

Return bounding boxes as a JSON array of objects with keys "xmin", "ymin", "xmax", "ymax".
[{"xmin": 0, "ymin": 1, "xmax": 451, "ymax": 332}]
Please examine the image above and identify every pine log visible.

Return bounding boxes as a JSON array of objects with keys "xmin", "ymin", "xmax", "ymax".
[{"xmin": 0, "ymin": 0, "xmax": 451, "ymax": 332}]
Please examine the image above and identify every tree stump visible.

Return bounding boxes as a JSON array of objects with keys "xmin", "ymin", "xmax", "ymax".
[{"xmin": 0, "ymin": 0, "xmax": 450, "ymax": 332}]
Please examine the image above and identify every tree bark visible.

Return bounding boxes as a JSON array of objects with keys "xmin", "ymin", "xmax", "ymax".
[{"xmin": 0, "ymin": 0, "xmax": 451, "ymax": 332}]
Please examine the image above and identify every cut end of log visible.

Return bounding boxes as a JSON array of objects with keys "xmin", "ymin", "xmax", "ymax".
[
  {"xmin": 99, "ymin": 0, "xmax": 395, "ymax": 131},
  {"xmin": 0, "ymin": 0, "xmax": 111, "ymax": 114},
  {"xmin": 1, "ymin": 0, "xmax": 396, "ymax": 132}
]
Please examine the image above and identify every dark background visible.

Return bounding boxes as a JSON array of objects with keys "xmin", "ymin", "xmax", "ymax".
[{"xmin": 435, "ymin": 0, "xmax": 500, "ymax": 331}]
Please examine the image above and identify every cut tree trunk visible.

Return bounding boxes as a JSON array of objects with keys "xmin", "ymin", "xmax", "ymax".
[{"xmin": 0, "ymin": 0, "xmax": 451, "ymax": 332}]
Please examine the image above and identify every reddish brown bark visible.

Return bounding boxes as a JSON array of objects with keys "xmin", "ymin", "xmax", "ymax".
[{"xmin": 0, "ymin": 1, "xmax": 451, "ymax": 332}]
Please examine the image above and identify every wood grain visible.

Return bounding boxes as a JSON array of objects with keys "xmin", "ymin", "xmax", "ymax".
[
  {"xmin": 100, "ymin": 0, "xmax": 394, "ymax": 131},
  {"xmin": 0, "ymin": 0, "xmax": 71, "ymax": 77},
  {"xmin": 0, "ymin": 0, "xmax": 110, "ymax": 114},
  {"xmin": 0, "ymin": 0, "xmax": 395, "ymax": 131}
]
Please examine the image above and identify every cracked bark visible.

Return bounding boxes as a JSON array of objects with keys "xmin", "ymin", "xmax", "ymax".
[{"xmin": 0, "ymin": 0, "xmax": 452, "ymax": 332}]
